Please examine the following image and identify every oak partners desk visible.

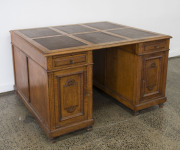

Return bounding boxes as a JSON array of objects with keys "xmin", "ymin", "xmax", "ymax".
[{"xmin": 10, "ymin": 22, "xmax": 171, "ymax": 139}]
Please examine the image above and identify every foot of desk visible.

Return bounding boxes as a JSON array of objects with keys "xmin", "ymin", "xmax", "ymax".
[
  {"xmin": 133, "ymin": 111, "xmax": 140, "ymax": 116},
  {"xmin": 48, "ymin": 137, "xmax": 56, "ymax": 143},
  {"xmin": 86, "ymin": 126, "xmax": 93, "ymax": 132},
  {"xmin": 159, "ymin": 103, "xmax": 164, "ymax": 108}
]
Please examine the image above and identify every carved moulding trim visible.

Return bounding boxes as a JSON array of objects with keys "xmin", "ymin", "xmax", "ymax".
[
  {"xmin": 65, "ymin": 105, "xmax": 78, "ymax": 113},
  {"xmin": 63, "ymin": 79, "xmax": 78, "ymax": 87}
]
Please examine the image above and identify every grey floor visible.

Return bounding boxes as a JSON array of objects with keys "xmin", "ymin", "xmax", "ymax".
[{"xmin": 0, "ymin": 57, "xmax": 180, "ymax": 150}]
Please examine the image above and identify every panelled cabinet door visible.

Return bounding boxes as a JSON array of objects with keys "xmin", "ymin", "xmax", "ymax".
[
  {"xmin": 53, "ymin": 67, "xmax": 88, "ymax": 128},
  {"xmin": 141, "ymin": 52, "xmax": 168, "ymax": 101}
]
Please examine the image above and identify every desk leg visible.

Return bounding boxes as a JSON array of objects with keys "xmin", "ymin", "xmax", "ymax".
[
  {"xmin": 48, "ymin": 136, "xmax": 56, "ymax": 143},
  {"xmin": 159, "ymin": 103, "xmax": 164, "ymax": 108},
  {"xmin": 133, "ymin": 111, "xmax": 140, "ymax": 116},
  {"xmin": 86, "ymin": 126, "xmax": 93, "ymax": 131}
]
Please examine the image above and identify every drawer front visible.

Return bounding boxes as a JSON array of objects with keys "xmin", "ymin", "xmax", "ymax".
[
  {"xmin": 53, "ymin": 53, "xmax": 87, "ymax": 68},
  {"xmin": 142, "ymin": 39, "xmax": 169, "ymax": 52}
]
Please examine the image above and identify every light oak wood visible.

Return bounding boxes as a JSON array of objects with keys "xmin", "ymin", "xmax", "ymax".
[
  {"xmin": 93, "ymin": 44, "xmax": 169, "ymax": 112},
  {"xmin": 13, "ymin": 47, "xmax": 29, "ymax": 101},
  {"xmin": 11, "ymin": 21, "xmax": 171, "ymax": 139}
]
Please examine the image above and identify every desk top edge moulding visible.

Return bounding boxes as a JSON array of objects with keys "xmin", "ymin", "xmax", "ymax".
[
  {"xmin": 10, "ymin": 21, "xmax": 172, "ymax": 56},
  {"xmin": 10, "ymin": 21, "xmax": 171, "ymax": 139}
]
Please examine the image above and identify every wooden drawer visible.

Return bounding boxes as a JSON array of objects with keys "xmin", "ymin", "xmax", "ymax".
[
  {"xmin": 53, "ymin": 53, "xmax": 87, "ymax": 68},
  {"xmin": 142, "ymin": 39, "xmax": 169, "ymax": 52}
]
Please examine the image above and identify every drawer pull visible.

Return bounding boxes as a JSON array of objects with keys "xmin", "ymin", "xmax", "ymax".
[
  {"xmin": 70, "ymin": 59, "xmax": 74, "ymax": 64},
  {"xmin": 154, "ymin": 46, "xmax": 160, "ymax": 49}
]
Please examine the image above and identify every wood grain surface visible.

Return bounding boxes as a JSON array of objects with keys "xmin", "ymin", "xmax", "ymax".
[{"xmin": 11, "ymin": 21, "xmax": 171, "ymax": 139}]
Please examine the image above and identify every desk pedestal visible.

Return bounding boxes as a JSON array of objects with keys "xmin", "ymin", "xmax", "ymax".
[{"xmin": 94, "ymin": 39, "xmax": 169, "ymax": 114}]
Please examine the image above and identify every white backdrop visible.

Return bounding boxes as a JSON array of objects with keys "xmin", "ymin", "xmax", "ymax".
[{"xmin": 0, "ymin": 0, "xmax": 180, "ymax": 93}]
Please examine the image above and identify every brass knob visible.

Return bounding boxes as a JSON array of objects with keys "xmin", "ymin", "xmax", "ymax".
[
  {"xmin": 155, "ymin": 46, "xmax": 160, "ymax": 49},
  {"xmin": 70, "ymin": 59, "xmax": 74, "ymax": 64}
]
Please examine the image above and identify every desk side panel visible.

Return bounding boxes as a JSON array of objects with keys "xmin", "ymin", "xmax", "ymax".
[
  {"xmin": 93, "ymin": 47, "xmax": 137, "ymax": 109},
  {"xmin": 28, "ymin": 59, "xmax": 50, "ymax": 128},
  {"xmin": 13, "ymin": 45, "xmax": 51, "ymax": 135},
  {"xmin": 13, "ymin": 46, "xmax": 29, "ymax": 101},
  {"xmin": 93, "ymin": 50, "xmax": 106, "ymax": 86},
  {"xmin": 105, "ymin": 47, "xmax": 137, "ymax": 106}
]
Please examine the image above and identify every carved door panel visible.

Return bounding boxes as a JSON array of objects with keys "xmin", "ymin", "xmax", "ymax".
[
  {"xmin": 54, "ymin": 67, "xmax": 88, "ymax": 128},
  {"xmin": 141, "ymin": 53, "xmax": 165, "ymax": 101}
]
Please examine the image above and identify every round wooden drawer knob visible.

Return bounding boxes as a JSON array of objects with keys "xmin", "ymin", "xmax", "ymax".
[{"xmin": 70, "ymin": 59, "xmax": 74, "ymax": 64}]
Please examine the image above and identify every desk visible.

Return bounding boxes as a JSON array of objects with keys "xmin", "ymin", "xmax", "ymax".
[{"xmin": 10, "ymin": 22, "xmax": 171, "ymax": 139}]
